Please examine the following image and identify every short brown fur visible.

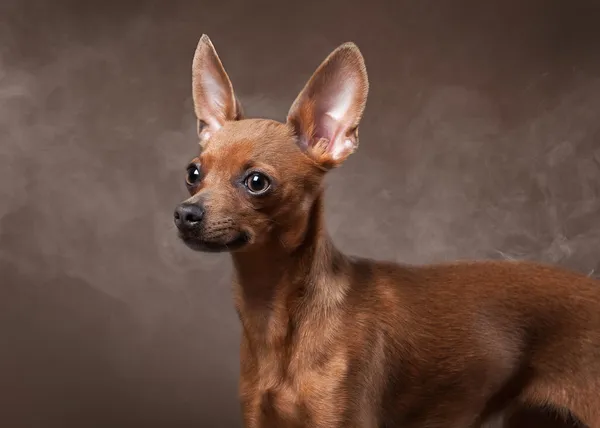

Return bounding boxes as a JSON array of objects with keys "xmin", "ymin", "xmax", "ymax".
[{"xmin": 174, "ymin": 35, "xmax": 600, "ymax": 427}]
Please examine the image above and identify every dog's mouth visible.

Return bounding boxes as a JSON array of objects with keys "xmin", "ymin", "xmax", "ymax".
[{"xmin": 178, "ymin": 231, "xmax": 250, "ymax": 253}]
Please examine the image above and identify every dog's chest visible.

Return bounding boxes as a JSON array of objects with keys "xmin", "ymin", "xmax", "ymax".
[
  {"xmin": 239, "ymin": 317, "xmax": 349, "ymax": 427},
  {"xmin": 251, "ymin": 351, "xmax": 348, "ymax": 426}
]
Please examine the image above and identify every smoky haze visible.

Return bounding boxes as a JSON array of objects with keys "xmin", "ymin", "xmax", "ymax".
[{"xmin": 0, "ymin": 0, "xmax": 599, "ymax": 426}]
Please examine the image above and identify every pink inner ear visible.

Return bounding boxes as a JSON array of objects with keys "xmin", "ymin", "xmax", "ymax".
[
  {"xmin": 313, "ymin": 110, "xmax": 340, "ymax": 150},
  {"xmin": 196, "ymin": 66, "xmax": 235, "ymax": 131},
  {"xmin": 311, "ymin": 80, "xmax": 359, "ymax": 159}
]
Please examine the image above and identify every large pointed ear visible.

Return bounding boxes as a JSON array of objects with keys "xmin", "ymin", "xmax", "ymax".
[
  {"xmin": 287, "ymin": 42, "xmax": 369, "ymax": 169},
  {"xmin": 192, "ymin": 34, "xmax": 243, "ymax": 143}
]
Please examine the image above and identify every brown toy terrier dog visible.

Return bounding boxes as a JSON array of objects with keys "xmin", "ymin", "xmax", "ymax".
[{"xmin": 174, "ymin": 35, "xmax": 600, "ymax": 427}]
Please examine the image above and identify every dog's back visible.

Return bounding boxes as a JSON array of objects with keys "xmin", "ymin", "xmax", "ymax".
[{"xmin": 348, "ymin": 258, "xmax": 600, "ymax": 425}]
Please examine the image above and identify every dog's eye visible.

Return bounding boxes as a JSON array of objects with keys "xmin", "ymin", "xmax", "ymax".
[
  {"xmin": 185, "ymin": 163, "xmax": 201, "ymax": 186},
  {"xmin": 245, "ymin": 172, "xmax": 271, "ymax": 195}
]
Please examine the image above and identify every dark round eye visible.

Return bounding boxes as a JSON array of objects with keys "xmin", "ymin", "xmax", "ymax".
[
  {"xmin": 185, "ymin": 163, "xmax": 201, "ymax": 186},
  {"xmin": 245, "ymin": 172, "xmax": 271, "ymax": 195}
]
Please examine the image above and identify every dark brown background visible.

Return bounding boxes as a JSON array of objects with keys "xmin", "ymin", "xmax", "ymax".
[{"xmin": 1, "ymin": 0, "xmax": 599, "ymax": 427}]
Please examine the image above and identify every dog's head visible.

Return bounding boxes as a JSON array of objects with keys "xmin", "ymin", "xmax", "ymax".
[{"xmin": 174, "ymin": 35, "xmax": 369, "ymax": 252}]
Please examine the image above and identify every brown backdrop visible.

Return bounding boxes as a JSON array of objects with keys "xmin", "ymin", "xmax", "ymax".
[{"xmin": 1, "ymin": 0, "xmax": 599, "ymax": 427}]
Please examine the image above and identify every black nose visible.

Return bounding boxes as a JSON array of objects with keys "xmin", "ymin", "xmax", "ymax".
[{"xmin": 174, "ymin": 203, "xmax": 205, "ymax": 229}]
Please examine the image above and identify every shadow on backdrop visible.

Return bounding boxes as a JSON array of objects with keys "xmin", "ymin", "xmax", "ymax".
[{"xmin": 0, "ymin": 0, "xmax": 599, "ymax": 426}]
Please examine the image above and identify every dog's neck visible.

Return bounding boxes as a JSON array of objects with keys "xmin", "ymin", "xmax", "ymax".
[{"xmin": 231, "ymin": 192, "xmax": 350, "ymax": 337}]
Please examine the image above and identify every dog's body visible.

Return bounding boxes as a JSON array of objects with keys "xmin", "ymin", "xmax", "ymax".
[{"xmin": 174, "ymin": 35, "xmax": 600, "ymax": 427}]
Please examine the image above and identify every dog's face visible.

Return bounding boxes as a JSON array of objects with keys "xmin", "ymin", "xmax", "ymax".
[
  {"xmin": 176, "ymin": 120, "xmax": 323, "ymax": 252},
  {"xmin": 174, "ymin": 35, "xmax": 368, "ymax": 252}
]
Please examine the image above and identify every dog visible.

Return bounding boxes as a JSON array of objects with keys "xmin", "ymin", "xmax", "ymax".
[{"xmin": 173, "ymin": 34, "xmax": 600, "ymax": 427}]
